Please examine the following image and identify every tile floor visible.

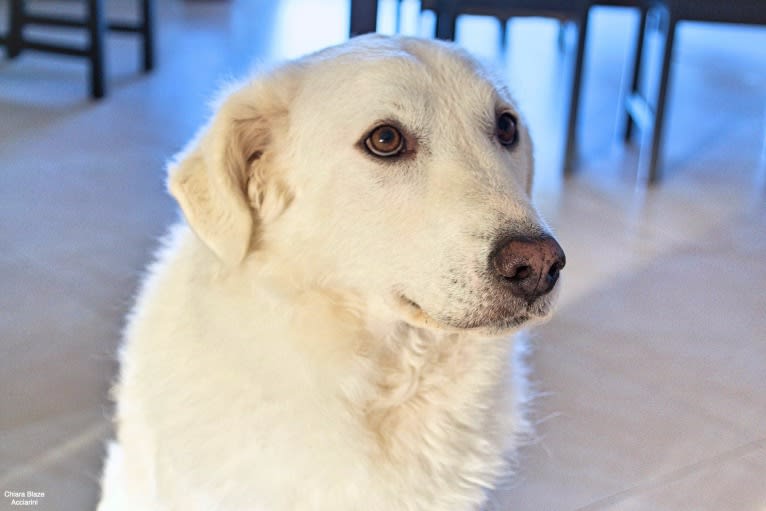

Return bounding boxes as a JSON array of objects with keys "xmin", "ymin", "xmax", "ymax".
[{"xmin": 1, "ymin": 1, "xmax": 765, "ymax": 510}]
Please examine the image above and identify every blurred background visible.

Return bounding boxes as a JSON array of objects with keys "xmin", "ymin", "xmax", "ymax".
[{"xmin": 0, "ymin": 0, "xmax": 765, "ymax": 510}]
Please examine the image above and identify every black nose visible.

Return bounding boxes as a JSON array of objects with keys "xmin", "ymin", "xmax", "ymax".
[{"xmin": 491, "ymin": 234, "xmax": 566, "ymax": 301}]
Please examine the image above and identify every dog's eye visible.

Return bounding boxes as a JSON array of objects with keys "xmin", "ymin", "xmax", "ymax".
[
  {"xmin": 365, "ymin": 125, "xmax": 405, "ymax": 157},
  {"xmin": 496, "ymin": 112, "xmax": 518, "ymax": 147}
]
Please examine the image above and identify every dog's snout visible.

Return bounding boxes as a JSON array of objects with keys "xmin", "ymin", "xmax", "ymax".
[{"xmin": 492, "ymin": 234, "xmax": 566, "ymax": 300}]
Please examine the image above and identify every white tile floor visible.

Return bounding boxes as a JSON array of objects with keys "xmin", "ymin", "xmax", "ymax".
[{"xmin": 1, "ymin": 1, "xmax": 765, "ymax": 510}]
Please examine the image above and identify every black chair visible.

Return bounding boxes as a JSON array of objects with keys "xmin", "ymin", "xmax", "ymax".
[
  {"xmin": 416, "ymin": 0, "xmax": 642, "ymax": 178},
  {"xmin": 1, "ymin": 0, "xmax": 155, "ymax": 99},
  {"xmin": 623, "ymin": 0, "xmax": 766, "ymax": 183},
  {"xmin": 346, "ymin": 0, "xmax": 654, "ymax": 180}
]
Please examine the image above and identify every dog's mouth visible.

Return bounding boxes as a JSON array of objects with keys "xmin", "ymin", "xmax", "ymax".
[{"xmin": 394, "ymin": 293, "xmax": 546, "ymax": 336}]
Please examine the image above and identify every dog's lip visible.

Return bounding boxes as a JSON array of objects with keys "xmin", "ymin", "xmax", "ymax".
[
  {"xmin": 397, "ymin": 294, "xmax": 422, "ymax": 312},
  {"xmin": 394, "ymin": 294, "xmax": 445, "ymax": 330},
  {"xmin": 394, "ymin": 293, "xmax": 536, "ymax": 334}
]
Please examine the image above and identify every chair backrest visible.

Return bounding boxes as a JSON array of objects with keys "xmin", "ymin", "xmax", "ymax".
[
  {"xmin": 420, "ymin": 0, "xmax": 589, "ymax": 18},
  {"xmin": 667, "ymin": 0, "xmax": 766, "ymax": 25}
]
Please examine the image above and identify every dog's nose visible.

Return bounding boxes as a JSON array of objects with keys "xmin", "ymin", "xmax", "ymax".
[{"xmin": 492, "ymin": 234, "xmax": 566, "ymax": 300}]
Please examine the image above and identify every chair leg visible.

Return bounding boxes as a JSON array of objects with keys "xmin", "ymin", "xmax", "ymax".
[
  {"xmin": 7, "ymin": 0, "xmax": 24, "ymax": 58},
  {"xmin": 647, "ymin": 14, "xmax": 677, "ymax": 184},
  {"xmin": 87, "ymin": 0, "xmax": 107, "ymax": 98},
  {"xmin": 623, "ymin": 7, "xmax": 648, "ymax": 142},
  {"xmin": 562, "ymin": 7, "xmax": 590, "ymax": 176},
  {"xmin": 435, "ymin": 0, "xmax": 458, "ymax": 40},
  {"xmin": 349, "ymin": 0, "xmax": 378, "ymax": 36},
  {"xmin": 141, "ymin": 0, "xmax": 155, "ymax": 71},
  {"xmin": 499, "ymin": 17, "xmax": 508, "ymax": 48},
  {"xmin": 557, "ymin": 20, "xmax": 567, "ymax": 52}
]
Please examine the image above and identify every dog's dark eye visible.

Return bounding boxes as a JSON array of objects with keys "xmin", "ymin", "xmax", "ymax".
[
  {"xmin": 496, "ymin": 112, "xmax": 518, "ymax": 147},
  {"xmin": 365, "ymin": 125, "xmax": 405, "ymax": 157}
]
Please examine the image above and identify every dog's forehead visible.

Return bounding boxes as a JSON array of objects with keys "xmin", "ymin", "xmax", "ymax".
[{"xmin": 296, "ymin": 36, "xmax": 511, "ymax": 119}]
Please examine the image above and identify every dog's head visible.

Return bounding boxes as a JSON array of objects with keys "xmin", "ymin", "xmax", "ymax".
[{"xmin": 168, "ymin": 35, "xmax": 564, "ymax": 336}]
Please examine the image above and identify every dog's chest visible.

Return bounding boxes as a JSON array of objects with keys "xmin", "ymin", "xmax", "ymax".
[
  {"xmin": 137, "ymin": 310, "xmax": 517, "ymax": 511},
  {"xmin": 345, "ymin": 328, "xmax": 516, "ymax": 509}
]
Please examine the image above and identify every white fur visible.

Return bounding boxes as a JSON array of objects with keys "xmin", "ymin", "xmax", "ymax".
[{"xmin": 97, "ymin": 35, "xmax": 561, "ymax": 511}]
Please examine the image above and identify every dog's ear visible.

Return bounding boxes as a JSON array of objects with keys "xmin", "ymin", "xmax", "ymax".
[{"xmin": 167, "ymin": 80, "xmax": 289, "ymax": 265}]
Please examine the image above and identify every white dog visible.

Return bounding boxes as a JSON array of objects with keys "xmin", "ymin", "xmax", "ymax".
[{"xmin": 97, "ymin": 34, "xmax": 565, "ymax": 511}]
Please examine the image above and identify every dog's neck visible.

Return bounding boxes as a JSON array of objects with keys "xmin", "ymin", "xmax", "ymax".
[
  {"xmin": 232, "ymin": 263, "xmax": 521, "ymax": 485},
  {"xmin": 231, "ymin": 251, "xmax": 519, "ymax": 427},
  {"xmin": 355, "ymin": 321, "xmax": 518, "ymax": 453},
  {"xmin": 171, "ymin": 238, "xmax": 524, "ymax": 505},
  {"xmin": 351, "ymin": 300, "xmax": 521, "ymax": 501}
]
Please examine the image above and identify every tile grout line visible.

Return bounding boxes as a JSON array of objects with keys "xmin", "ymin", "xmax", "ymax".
[
  {"xmin": 570, "ymin": 436, "xmax": 766, "ymax": 511},
  {"xmin": 0, "ymin": 420, "xmax": 110, "ymax": 488}
]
